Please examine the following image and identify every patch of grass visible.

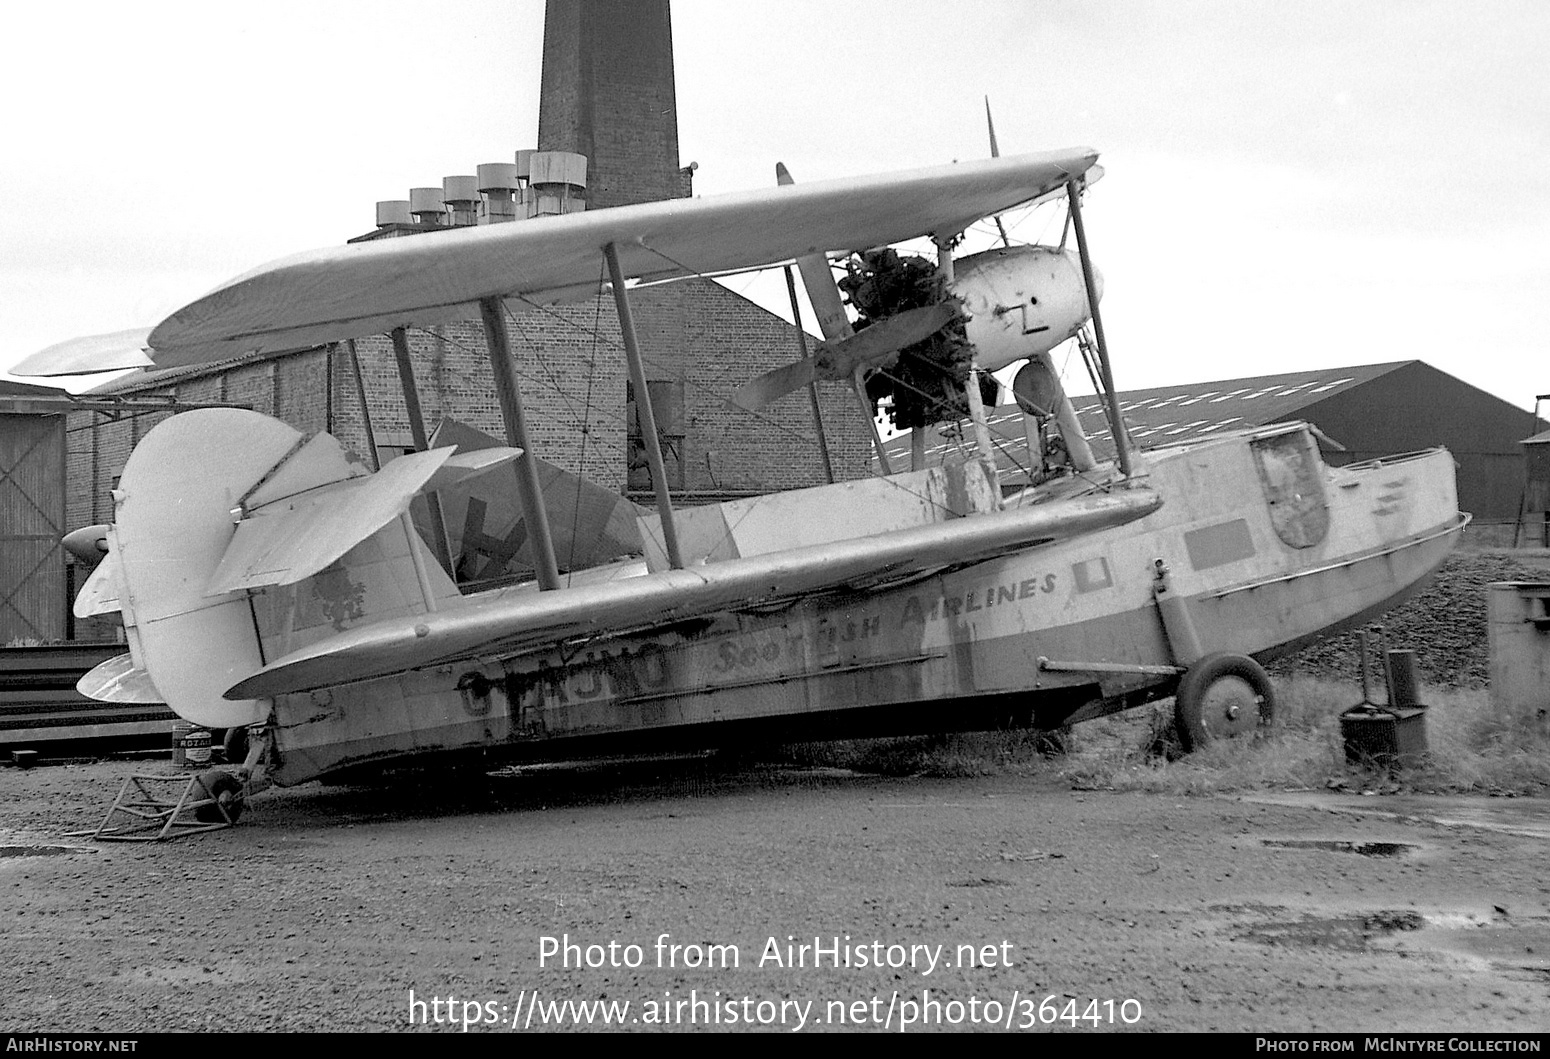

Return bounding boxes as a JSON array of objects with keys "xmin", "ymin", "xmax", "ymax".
[
  {"xmin": 1404, "ymin": 684, "xmax": 1550, "ymax": 794},
  {"xmin": 1060, "ymin": 694, "xmax": 1343, "ymax": 795},
  {"xmin": 1064, "ymin": 676, "xmax": 1550, "ymax": 796},
  {"xmin": 772, "ymin": 728, "xmax": 1073, "ymax": 779},
  {"xmin": 769, "ymin": 676, "xmax": 1550, "ymax": 797}
]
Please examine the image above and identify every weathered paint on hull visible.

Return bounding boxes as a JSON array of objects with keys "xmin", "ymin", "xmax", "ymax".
[
  {"xmin": 1196, "ymin": 518, "xmax": 1466, "ymax": 664},
  {"xmin": 267, "ymin": 433, "xmax": 1464, "ymax": 785}
]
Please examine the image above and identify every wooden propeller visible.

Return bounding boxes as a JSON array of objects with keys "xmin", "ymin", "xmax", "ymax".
[{"xmin": 730, "ymin": 301, "xmax": 956, "ymax": 412}]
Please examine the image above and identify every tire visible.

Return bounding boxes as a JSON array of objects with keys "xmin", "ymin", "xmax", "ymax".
[
  {"xmin": 1174, "ymin": 652, "xmax": 1276, "ymax": 754},
  {"xmin": 193, "ymin": 770, "xmax": 245, "ymax": 824},
  {"xmin": 223, "ymin": 725, "xmax": 251, "ymax": 766}
]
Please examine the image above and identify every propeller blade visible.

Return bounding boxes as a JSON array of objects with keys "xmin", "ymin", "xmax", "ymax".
[
  {"xmin": 730, "ymin": 357, "xmax": 818, "ymax": 412},
  {"xmin": 823, "ymin": 302, "xmax": 957, "ymax": 377},
  {"xmin": 731, "ymin": 301, "xmax": 956, "ymax": 412}
]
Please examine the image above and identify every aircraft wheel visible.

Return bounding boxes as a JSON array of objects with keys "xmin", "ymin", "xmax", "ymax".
[
  {"xmin": 223, "ymin": 725, "xmax": 250, "ymax": 766},
  {"xmin": 1174, "ymin": 652, "xmax": 1275, "ymax": 753},
  {"xmin": 193, "ymin": 770, "xmax": 245, "ymax": 824}
]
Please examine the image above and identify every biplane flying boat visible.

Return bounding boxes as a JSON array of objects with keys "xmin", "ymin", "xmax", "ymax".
[{"xmin": 16, "ymin": 148, "xmax": 1466, "ymax": 822}]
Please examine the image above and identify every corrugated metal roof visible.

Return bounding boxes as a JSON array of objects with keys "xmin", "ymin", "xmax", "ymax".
[
  {"xmin": 83, "ymin": 347, "xmax": 305, "ymax": 395},
  {"xmin": 0, "ymin": 378, "xmax": 69, "ymax": 398},
  {"xmin": 879, "ymin": 360, "xmax": 1415, "ymax": 477}
]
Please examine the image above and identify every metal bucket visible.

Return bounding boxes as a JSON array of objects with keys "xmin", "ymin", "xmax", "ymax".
[{"xmin": 182, "ymin": 728, "xmax": 212, "ymax": 767}]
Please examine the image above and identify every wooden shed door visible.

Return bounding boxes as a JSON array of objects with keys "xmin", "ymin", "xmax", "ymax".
[{"xmin": 0, "ymin": 414, "xmax": 65, "ymax": 642}]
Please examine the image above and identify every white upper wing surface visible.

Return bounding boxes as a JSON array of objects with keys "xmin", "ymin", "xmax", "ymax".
[
  {"xmin": 147, "ymin": 150, "xmax": 1097, "ymax": 366},
  {"xmin": 11, "ymin": 327, "xmax": 155, "ymax": 377}
]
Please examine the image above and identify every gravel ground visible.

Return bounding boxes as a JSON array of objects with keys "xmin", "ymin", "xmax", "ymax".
[{"xmin": 1, "ymin": 759, "xmax": 1546, "ymax": 1034}]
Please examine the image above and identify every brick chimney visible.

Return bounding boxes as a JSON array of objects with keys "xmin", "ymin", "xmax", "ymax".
[{"xmin": 538, "ymin": 0, "xmax": 685, "ymax": 210}]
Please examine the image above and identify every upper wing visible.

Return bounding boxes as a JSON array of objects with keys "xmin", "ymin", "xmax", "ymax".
[
  {"xmin": 10, "ymin": 327, "xmax": 155, "ymax": 377},
  {"xmin": 225, "ymin": 485, "xmax": 1159, "ymax": 700},
  {"xmin": 148, "ymin": 150, "xmax": 1097, "ymax": 366}
]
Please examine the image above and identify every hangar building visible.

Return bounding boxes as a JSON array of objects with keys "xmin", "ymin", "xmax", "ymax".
[
  {"xmin": 883, "ymin": 360, "xmax": 1545, "ymax": 531},
  {"xmin": 0, "ymin": 380, "xmax": 68, "ymax": 643}
]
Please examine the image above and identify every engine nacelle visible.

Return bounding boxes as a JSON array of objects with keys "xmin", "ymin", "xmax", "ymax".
[{"xmin": 952, "ymin": 244, "xmax": 1099, "ymax": 372}]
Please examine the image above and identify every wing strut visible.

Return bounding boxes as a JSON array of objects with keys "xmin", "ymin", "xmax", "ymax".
[
  {"xmin": 344, "ymin": 340, "xmax": 381, "ymax": 471},
  {"xmin": 478, "ymin": 296, "xmax": 563, "ymax": 590},
  {"xmin": 605, "ymin": 242, "xmax": 685, "ymax": 570},
  {"xmin": 1064, "ymin": 180, "xmax": 1133, "ymax": 478},
  {"xmin": 776, "ymin": 163, "xmax": 893, "ymax": 475},
  {"xmin": 389, "ymin": 326, "xmax": 455, "ymax": 574},
  {"xmin": 936, "ymin": 236, "xmax": 1000, "ymax": 488},
  {"xmin": 782, "ymin": 265, "xmax": 836, "ymax": 484}
]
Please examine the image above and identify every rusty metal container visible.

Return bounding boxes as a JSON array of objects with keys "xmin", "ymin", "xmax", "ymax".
[
  {"xmin": 1340, "ymin": 706, "xmax": 1428, "ymax": 770},
  {"xmin": 1340, "ymin": 630, "xmax": 1428, "ymax": 770}
]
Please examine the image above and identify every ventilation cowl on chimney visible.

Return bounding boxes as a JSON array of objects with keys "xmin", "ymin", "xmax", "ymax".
[
  {"xmin": 408, "ymin": 187, "xmax": 446, "ymax": 226},
  {"xmin": 443, "ymin": 175, "xmax": 479, "ymax": 227},
  {"xmin": 477, "ymin": 163, "xmax": 522, "ymax": 225},
  {"xmin": 528, "ymin": 151, "xmax": 588, "ymax": 218},
  {"xmin": 376, "ymin": 200, "xmax": 413, "ymax": 227}
]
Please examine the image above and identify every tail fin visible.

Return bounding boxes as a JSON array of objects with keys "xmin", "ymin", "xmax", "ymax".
[{"xmin": 102, "ymin": 408, "xmax": 516, "ymax": 728}]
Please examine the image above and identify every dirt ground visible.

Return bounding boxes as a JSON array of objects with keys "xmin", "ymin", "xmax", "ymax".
[{"xmin": 1, "ymin": 755, "xmax": 1546, "ymax": 1033}]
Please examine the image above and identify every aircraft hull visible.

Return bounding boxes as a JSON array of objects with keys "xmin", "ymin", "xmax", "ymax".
[{"xmin": 261, "ymin": 430, "xmax": 1464, "ymax": 785}]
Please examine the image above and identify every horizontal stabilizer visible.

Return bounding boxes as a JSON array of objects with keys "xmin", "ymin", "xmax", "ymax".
[
  {"xmin": 244, "ymin": 431, "xmax": 369, "ymax": 508},
  {"xmin": 423, "ymin": 448, "xmax": 523, "ymax": 495},
  {"xmin": 77, "ymin": 653, "xmax": 163, "ymax": 705},
  {"xmin": 208, "ymin": 446, "xmax": 517, "ymax": 594},
  {"xmin": 73, "ymin": 550, "xmax": 122, "ymax": 618},
  {"xmin": 62, "ymin": 525, "xmax": 110, "ymax": 564},
  {"xmin": 226, "ymin": 487, "xmax": 1163, "ymax": 699}
]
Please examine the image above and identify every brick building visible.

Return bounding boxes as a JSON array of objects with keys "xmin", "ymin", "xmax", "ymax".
[{"xmin": 65, "ymin": 0, "xmax": 868, "ymax": 539}]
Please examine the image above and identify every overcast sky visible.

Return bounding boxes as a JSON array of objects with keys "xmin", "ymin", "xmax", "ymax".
[{"xmin": 3, "ymin": 0, "xmax": 1545, "ymax": 412}]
